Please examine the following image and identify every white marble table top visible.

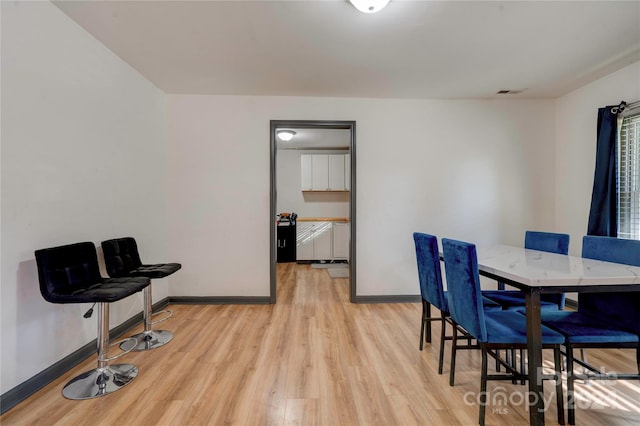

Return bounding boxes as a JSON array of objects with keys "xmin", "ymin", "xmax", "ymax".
[{"xmin": 476, "ymin": 245, "xmax": 640, "ymax": 288}]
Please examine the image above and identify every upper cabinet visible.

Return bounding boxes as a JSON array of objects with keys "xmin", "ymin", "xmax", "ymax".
[
  {"xmin": 344, "ymin": 153, "xmax": 350, "ymax": 191},
  {"xmin": 301, "ymin": 155, "xmax": 313, "ymax": 190},
  {"xmin": 301, "ymin": 154, "xmax": 349, "ymax": 192},
  {"xmin": 312, "ymin": 155, "xmax": 331, "ymax": 190}
]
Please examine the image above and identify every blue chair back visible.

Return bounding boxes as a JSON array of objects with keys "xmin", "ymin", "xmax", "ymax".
[
  {"xmin": 582, "ymin": 235, "xmax": 640, "ymax": 266},
  {"xmin": 413, "ymin": 233, "xmax": 447, "ymax": 312},
  {"xmin": 525, "ymin": 231, "xmax": 570, "ymax": 255},
  {"xmin": 580, "ymin": 236, "xmax": 640, "ymax": 335},
  {"xmin": 525, "ymin": 231, "xmax": 570, "ymax": 309},
  {"xmin": 442, "ymin": 238, "xmax": 487, "ymax": 342}
]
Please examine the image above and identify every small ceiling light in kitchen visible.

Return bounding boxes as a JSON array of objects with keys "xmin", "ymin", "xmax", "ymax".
[
  {"xmin": 496, "ymin": 89, "xmax": 525, "ymax": 95},
  {"xmin": 277, "ymin": 130, "xmax": 296, "ymax": 141},
  {"xmin": 349, "ymin": 0, "xmax": 391, "ymax": 14}
]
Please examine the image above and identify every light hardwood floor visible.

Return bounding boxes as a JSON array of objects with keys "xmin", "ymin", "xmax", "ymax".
[{"xmin": 2, "ymin": 263, "xmax": 639, "ymax": 425}]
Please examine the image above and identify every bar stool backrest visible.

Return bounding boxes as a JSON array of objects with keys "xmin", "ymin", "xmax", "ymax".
[
  {"xmin": 35, "ymin": 242, "xmax": 102, "ymax": 304},
  {"xmin": 101, "ymin": 237, "xmax": 143, "ymax": 278}
]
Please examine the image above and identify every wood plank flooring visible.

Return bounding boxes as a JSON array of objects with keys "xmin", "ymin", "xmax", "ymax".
[{"xmin": 2, "ymin": 263, "xmax": 640, "ymax": 425}]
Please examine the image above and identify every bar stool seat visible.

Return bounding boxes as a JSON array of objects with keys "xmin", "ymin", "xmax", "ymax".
[{"xmin": 130, "ymin": 263, "xmax": 181, "ymax": 278}]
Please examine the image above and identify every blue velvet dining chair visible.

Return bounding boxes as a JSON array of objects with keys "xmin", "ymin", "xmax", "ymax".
[
  {"xmin": 413, "ymin": 232, "xmax": 501, "ymax": 375},
  {"xmin": 481, "ymin": 231, "xmax": 570, "ymax": 377},
  {"xmin": 540, "ymin": 235, "xmax": 640, "ymax": 425},
  {"xmin": 442, "ymin": 238, "xmax": 565, "ymax": 426},
  {"xmin": 483, "ymin": 230, "xmax": 570, "ymax": 311}
]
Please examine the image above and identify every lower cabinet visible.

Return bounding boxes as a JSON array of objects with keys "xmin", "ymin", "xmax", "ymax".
[
  {"xmin": 296, "ymin": 222, "xmax": 332, "ymax": 261},
  {"xmin": 297, "ymin": 221, "xmax": 349, "ymax": 261},
  {"xmin": 332, "ymin": 222, "xmax": 349, "ymax": 260}
]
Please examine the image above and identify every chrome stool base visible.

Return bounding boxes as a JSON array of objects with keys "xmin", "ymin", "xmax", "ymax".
[
  {"xmin": 62, "ymin": 364, "xmax": 138, "ymax": 400},
  {"xmin": 124, "ymin": 329, "xmax": 173, "ymax": 351},
  {"xmin": 121, "ymin": 285, "xmax": 174, "ymax": 351}
]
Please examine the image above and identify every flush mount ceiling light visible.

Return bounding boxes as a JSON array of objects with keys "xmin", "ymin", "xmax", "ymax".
[
  {"xmin": 496, "ymin": 89, "xmax": 526, "ymax": 95},
  {"xmin": 277, "ymin": 130, "xmax": 296, "ymax": 141},
  {"xmin": 349, "ymin": 0, "xmax": 391, "ymax": 13}
]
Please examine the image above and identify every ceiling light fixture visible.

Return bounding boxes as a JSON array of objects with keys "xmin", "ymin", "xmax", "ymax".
[
  {"xmin": 349, "ymin": 0, "xmax": 390, "ymax": 14},
  {"xmin": 496, "ymin": 89, "xmax": 525, "ymax": 95},
  {"xmin": 277, "ymin": 130, "xmax": 296, "ymax": 141}
]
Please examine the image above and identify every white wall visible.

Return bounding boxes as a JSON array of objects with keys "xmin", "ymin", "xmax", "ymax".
[
  {"xmin": 276, "ymin": 149, "xmax": 350, "ymax": 218},
  {"xmin": 555, "ymin": 61, "xmax": 640, "ymax": 255},
  {"xmin": 168, "ymin": 95, "xmax": 556, "ymax": 297},
  {"xmin": 1, "ymin": 1, "xmax": 167, "ymax": 393}
]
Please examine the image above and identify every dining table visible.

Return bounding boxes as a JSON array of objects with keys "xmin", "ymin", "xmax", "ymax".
[{"xmin": 474, "ymin": 245, "xmax": 640, "ymax": 426}]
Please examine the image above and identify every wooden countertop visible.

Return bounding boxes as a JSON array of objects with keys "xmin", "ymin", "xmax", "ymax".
[{"xmin": 297, "ymin": 217, "xmax": 350, "ymax": 222}]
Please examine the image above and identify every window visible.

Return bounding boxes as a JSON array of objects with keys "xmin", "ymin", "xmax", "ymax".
[{"xmin": 617, "ymin": 113, "xmax": 640, "ymax": 240}]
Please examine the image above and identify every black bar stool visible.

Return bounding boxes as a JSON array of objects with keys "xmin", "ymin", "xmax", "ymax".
[
  {"xmin": 101, "ymin": 237, "xmax": 181, "ymax": 351},
  {"xmin": 35, "ymin": 242, "xmax": 150, "ymax": 399}
]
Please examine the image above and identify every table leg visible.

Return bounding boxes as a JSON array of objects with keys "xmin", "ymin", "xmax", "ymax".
[{"xmin": 526, "ymin": 290, "xmax": 544, "ymax": 426}]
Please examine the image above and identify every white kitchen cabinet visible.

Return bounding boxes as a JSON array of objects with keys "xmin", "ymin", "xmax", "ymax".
[
  {"xmin": 332, "ymin": 222, "xmax": 350, "ymax": 259},
  {"xmin": 312, "ymin": 155, "xmax": 330, "ymax": 190},
  {"xmin": 301, "ymin": 154, "xmax": 348, "ymax": 191},
  {"xmin": 344, "ymin": 153, "xmax": 350, "ymax": 191},
  {"xmin": 313, "ymin": 223, "xmax": 333, "ymax": 259},
  {"xmin": 328, "ymin": 155, "xmax": 345, "ymax": 190},
  {"xmin": 296, "ymin": 222, "xmax": 333, "ymax": 261},
  {"xmin": 296, "ymin": 222, "xmax": 314, "ymax": 260},
  {"xmin": 301, "ymin": 154, "xmax": 313, "ymax": 190}
]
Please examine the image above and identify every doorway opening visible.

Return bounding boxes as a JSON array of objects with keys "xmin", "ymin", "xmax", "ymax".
[{"xmin": 270, "ymin": 120, "xmax": 356, "ymax": 303}]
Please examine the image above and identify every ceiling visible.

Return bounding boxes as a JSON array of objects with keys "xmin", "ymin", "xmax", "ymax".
[{"xmin": 53, "ymin": 0, "xmax": 640, "ymax": 99}]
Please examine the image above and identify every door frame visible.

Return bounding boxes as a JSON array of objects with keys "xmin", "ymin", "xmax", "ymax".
[{"xmin": 270, "ymin": 120, "xmax": 356, "ymax": 303}]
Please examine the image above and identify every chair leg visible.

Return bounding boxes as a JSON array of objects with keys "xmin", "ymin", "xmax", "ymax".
[
  {"xmin": 62, "ymin": 303, "xmax": 138, "ymax": 399},
  {"xmin": 580, "ymin": 348, "xmax": 589, "ymax": 378},
  {"xmin": 437, "ymin": 312, "xmax": 447, "ymax": 374},
  {"xmin": 425, "ymin": 301, "xmax": 433, "ymax": 344},
  {"xmin": 124, "ymin": 285, "xmax": 173, "ymax": 351},
  {"xmin": 420, "ymin": 300, "xmax": 426, "ymax": 350},
  {"xmin": 636, "ymin": 346, "xmax": 640, "ymax": 374},
  {"xmin": 554, "ymin": 347, "xmax": 565, "ymax": 425},
  {"xmin": 567, "ymin": 346, "xmax": 576, "ymax": 425},
  {"xmin": 520, "ymin": 349, "xmax": 526, "ymax": 385},
  {"xmin": 509, "ymin": 349, "xmax": 517, "ymax": 384},
  {"xmin": 497, "ymin": 281, "xmax": 505, "ymax": 291},
  {"xmin": 479, "ymin": 346, "xmax": 488, "ymax": 426},
  {"xmin": 420, "ymin": 300, "xmax": 433, "ymax": 350},
  {"xmin": 449, "ymin": 322, "xmax": 458, "ymax": 386}
]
